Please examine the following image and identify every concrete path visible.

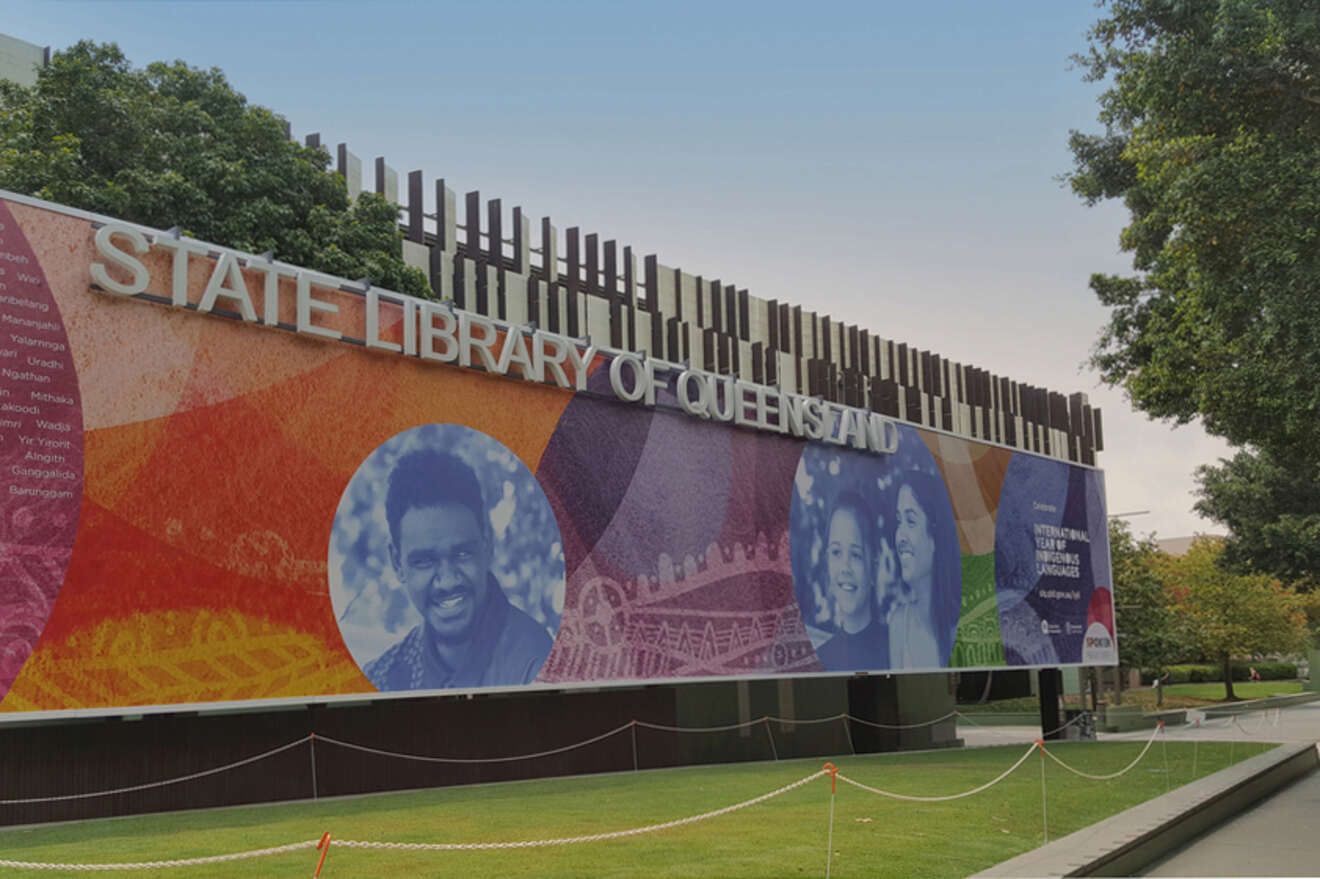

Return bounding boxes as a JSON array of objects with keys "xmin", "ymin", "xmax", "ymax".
[
  {"xmin": 1142, "ymin": 767, "xmax": 1320, "ymax": 876},
  {"xmin": 955, "ymin": 699, "xmax": 1320, "ymax": 750},
  {"xmin": 957, "ymin": 700, "xmax": 1320, "ymax": 877},
  {"xmin": 969, "ymin": 742, "xmax": 1317, "ymax": 879},
  {"xmin": 1137, "ymin": 701, "xmax": 1320, "ymax": 877}
]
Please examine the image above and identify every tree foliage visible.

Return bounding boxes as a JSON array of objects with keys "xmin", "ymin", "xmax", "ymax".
[
  {"xmin": 0, "ymin": 41, "xmax": 430, "ymax": 296},
  {"xmin": 1156, "ymin": 536, "xmax": 1308, "ymax": 699},
  {"xmin": 1068, "ymin": 0, "xmax": 1320, "ymax": 465},
  {"xmin": 1109, "ymin": 518, "xmax": 1182, "ymax": 675},
  {"xmin": 1195, "ymin": 448, "xmax": 1320, "ymax": 587}
]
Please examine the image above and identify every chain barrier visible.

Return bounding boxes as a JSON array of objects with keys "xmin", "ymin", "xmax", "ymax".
[
  {"xmin": 313, "ymin": 723, "xmax": 634, "ymax": 765},
  {"xmin": 0, "ymin": 712, "xmax": 961, "ymax": 810},
  {"xmin": 331, "ymin": 769, "xmax": 827, "ymax": 851},
  {"xmin": 0, "ymin": 736, "xmax": 312, "ymax": 806},
  {"xmin": 835, "ymin": 742, "xmax": 1038, "ymax": 802},
  {"xmin": 769, "ymin": 713, "xmax": 851, "ymax": 727},
  {"xmin": 846, "ymin": 711, "xmax": 958, "ymax": 730},
  {"xmin": 635, "ymin": 711, "xmax": 957, "ymax": 734},
  {"xmin": 0, "ymin": 840, "xmax": 319, "ymax": 872},
  {"xmin": 1231, "ymin": 708, "xmax": 1282, "ymax": 736},
  {"xmin": 1040, "ymin": 724, "xmax": 1163, "ymax": 780},
  {"xmin": 633, "ymin": 717, "xmax": 768, "ymax": 734},
  {"xmin": 0, "ymin": 701, "xmax": 1288, "ymax": 817},
  {"xmin": 1040, "ymin": 712, "xmax": 1089, "ymax": 739},
  {"xmin": 954, "ymin": 709, "xmax": 1087, "ymax": 739},
  {"xmin": 823, "ymin": 763, "xmax": 838, "ymax": 879},
  {"xmin": 1038, "ymin": 740, "xmax": 1049, "ymax": 843},
  {"xmin": 0, "ymin": 706, "xmax": 1257, "ymax": 873}
]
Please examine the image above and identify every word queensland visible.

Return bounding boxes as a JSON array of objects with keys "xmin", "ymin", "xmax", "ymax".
[{"xmin": 90, "ymin": 222, "xmax": 898, "ymax": 453}]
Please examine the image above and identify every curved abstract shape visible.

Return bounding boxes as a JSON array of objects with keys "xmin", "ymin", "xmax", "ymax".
[{"xmin": 0, "ymin": 200, "xmax": 84, "ymax": 700}]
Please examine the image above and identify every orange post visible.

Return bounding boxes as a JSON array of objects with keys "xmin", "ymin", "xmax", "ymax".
[
  {"xmin": 822, "ymin": 762, "xmax": 838, "ymax": 794},
  {"xmin": 313, "ymin": 832, "xmax": 331, "ymax": 878}
]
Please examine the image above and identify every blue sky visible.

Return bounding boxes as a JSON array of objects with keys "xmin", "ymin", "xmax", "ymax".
[{"xmin": 4, "ymin": 0, "xmax": 1232, "ymax": 538}]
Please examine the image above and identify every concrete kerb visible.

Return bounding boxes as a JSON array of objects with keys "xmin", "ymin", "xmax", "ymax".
[
  {"xmin": 968, "ymin": 741, "xmax": 1319, "ymax": 878},
  {"xmin": 1201, "ymin": 690, "xmax": 1320, "ymax": 717},
  {"xmin": 1098, "ymin": 690, "xmax": 1320, "ymax": 732}
]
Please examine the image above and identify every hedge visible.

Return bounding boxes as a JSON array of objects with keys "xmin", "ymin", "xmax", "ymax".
[{"xmin": 1144, "ymin": 662, "xmax": 1297, "ymax": 684}]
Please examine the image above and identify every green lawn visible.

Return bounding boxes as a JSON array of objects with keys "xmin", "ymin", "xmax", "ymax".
[
  {"xmin": 1152, "ymin": 681, "xmax": 1304, "ymax": 704},
  {"xmin": 958, "ymin": 681, "xmax": 1305, "ymax": 716},
  {"xmin": 0, "ymin": 740, "xmax": 1275, "ymax": 878}
]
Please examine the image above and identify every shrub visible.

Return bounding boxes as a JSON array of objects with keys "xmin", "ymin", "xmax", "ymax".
[{"xmin": 1145, "ymin": 662, "xmax": 1296, "ymax": 684}]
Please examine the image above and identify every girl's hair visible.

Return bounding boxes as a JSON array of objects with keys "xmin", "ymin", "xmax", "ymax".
[{"xmin": 894, "ymin": 471, "xmax": 962, "ymax": 663}]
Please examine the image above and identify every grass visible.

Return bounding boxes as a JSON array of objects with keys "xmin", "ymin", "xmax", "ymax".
[
  {"xmin": 958, "ymin": 681, "xmax": 1306, "ymax": 716},
  {"xmin": 0, "ymin": 739, "xmax": 1277, "ymax": 878},
  {"xmin": 956, "ymin": 697, "xmax": 1082, "ymax": 715}
]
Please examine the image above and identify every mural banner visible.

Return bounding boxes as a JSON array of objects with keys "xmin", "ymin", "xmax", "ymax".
[{"xmin": 0, "ymin": 193, "xmax": 1116, "ymax": 720}]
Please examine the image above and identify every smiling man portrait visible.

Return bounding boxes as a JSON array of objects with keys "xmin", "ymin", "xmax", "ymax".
[{"xmin": 362, "ymin": 448, "xmax": 554, "ymax": 691}]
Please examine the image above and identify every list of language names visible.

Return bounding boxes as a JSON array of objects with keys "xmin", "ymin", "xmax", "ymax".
[{"xmin": 0, "ymin": 216, "xmax": 80, "ymax": 506}]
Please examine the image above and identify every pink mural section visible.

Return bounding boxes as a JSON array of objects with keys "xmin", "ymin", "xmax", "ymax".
[{"xmin": 0, "ymin": 200, "xmax": 84, "ymax": 698}]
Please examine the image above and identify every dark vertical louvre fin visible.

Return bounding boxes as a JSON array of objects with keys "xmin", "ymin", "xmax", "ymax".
[
  {"xmin": 565, "ymin": 228, "xmax": 581, "ymax": 298},
  {"xmin": 407, "ymin": 171, "xmax": 424, "ymax": 243},
  {"xmin": 609, "ymin": 297, "xmax": 622, "ymax": 348},
  {"xmin": 666, "ymin": 316, "xmax": 681, "ymax": 362},
  {"xmin": 487, "ymin": 199, "xmax": 502, "ymax": 264},
  {"xmin": 709, "ymin": 280, "xmax": 723, "ymax": 334},
  {"xmin": 512, "ymin": 207, "xmax": 525, "ymax": 273},
  {"xmin": 585, "ymin": 233, "xmax": 599, "ymax": 296},
  {"xmin": 644, "ymin": 255, "xmax": 659, "ymax": 313},
  {"xmin": 465, "ymin": 191, "xmax": 481, "ymax": 252},
  {"xmin": 604, "ymin": 241, "xmax": 618, "ymax": 299}
]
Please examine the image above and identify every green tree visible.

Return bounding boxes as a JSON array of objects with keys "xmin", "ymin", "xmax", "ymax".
[
  {"xmin": 1157, "ymin": 537, "xmax": 1308, "ymax": 700},
  {"xmin": 1067, "ymin": 1, "xmax": 1320, "ymax": 466},
  {"xmin": 0, "ymin": 41, "xmax": 430, "ymax": 296},
  {"xmin": 1109, "ymin": 519, "xmax": 1181, "ymax": 704},
  {"xmin": 1195, "ymin": 449, "xmax": 1320, "ymax": 588}
]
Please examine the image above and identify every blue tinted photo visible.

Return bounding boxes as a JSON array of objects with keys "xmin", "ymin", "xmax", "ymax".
[
  {"xmin": 791, "ymin": 424, "xmax": 962, "ymax": 672},
  {"xmin": 329, "ymin": 424, "xmax": 564, "ymax": 691}
]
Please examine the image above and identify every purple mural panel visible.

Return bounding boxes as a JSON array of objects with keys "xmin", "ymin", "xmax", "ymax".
[
  {"xmin": 536, "ymin": 370, "xmax": 816, "ymax": 682},
  {"xmin": 0, "ymin": 201, "xmax": 84, "ymax": 698}
]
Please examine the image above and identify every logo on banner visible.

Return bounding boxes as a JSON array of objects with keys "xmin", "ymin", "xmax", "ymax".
[
  {"xmin": 1082, "ymin": 622, "xmax": 1115, "ymax": 663},
  {"xmin": 1083, "ymin": 585, "xmax": 1116, "ymax": 663}
]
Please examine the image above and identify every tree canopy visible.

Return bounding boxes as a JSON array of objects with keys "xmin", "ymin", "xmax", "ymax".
[
  {"xmin": 1156, "ymin": 536, "xmax": 1308, "ymax": 699},
  {"xmin": 1068, "ymin": 0, "xmax": 1320, "ymax": 466},
  {"xmin": 0, "ymin": 41, "xmax": 430, "ymax": 296},
  {"xmin": 1109, "ymin": 518, "xmax": 1182, "ymax": 676},
  {"xmin": 1195, "ymin": 449, "xmax": 1320, "ymax": 587}
]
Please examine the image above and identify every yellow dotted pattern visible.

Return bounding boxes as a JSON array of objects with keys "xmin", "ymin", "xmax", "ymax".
[{"xmin": 1, "ymin": 609, "xmax": 368, "ymax": 712}]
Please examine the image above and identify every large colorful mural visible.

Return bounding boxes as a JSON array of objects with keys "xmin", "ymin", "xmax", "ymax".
[{"xmin": 0, "ymin": 192, "xmax": 1116, "ymax": 719}]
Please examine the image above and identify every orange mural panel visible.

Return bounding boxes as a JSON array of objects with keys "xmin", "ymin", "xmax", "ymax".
[{"xmin": 0, "ymin": 198, "xmax": 577, "ymax": 713}]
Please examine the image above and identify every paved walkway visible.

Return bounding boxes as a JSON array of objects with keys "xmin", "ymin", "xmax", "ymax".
[
  {"xmin": 1143, "ymin": 765, "xmax": 1320, "ymax": 876},
  {"xmin": 956, "ymin": 699, "xmax": 1320, "ymax": 749},
  {"xmin": 956, "ymin": 700, "xmax": 1320, "ymax": 877}
]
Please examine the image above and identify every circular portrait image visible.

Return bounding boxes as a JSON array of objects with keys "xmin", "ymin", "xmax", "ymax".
[
  {"xmin": 790, "ymin": 425, "xmax": 962, "ymax": 672},
  {"xmin": 328, "ymin": 424, "xmax": 565, "ymax": 692}
]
